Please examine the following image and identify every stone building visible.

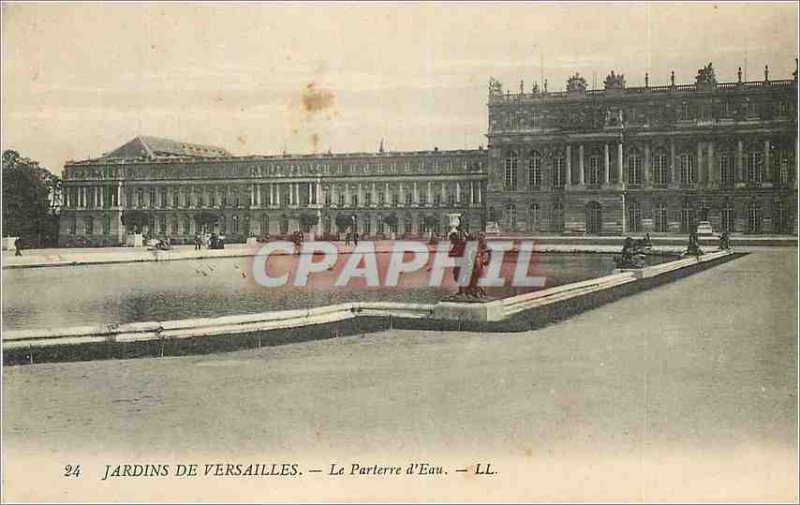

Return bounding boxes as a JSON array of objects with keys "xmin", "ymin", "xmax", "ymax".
[
  {"xmin": 59, "ymin": 136, "xmax": 487, "ymax": 246},
  {"xmin": 485, "ymin": 62, "xmax": 798, "ymax": 235}
]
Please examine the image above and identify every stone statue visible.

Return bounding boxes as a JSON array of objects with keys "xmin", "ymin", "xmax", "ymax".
[
  {"xmin": 603, "ymin": 70, "xmax": 626, "ymax": 90},
  {"xmin": 566, "ymin": 73, "xmax": 588, "ymax": 93},
  {"xmin": 718, "ymin": 230, "xmax": 731, "ymax": 251},
  {"xmin": 685, "ymin": 228, "xmax": 704, "ymax": 257},
  {"xmin": 614, "ymin": 236, "xmax": 647, "ymax": 269},
  {"xmin": 695, "ymin": 62, "xmax": 717, "ymax": 89},
  {"xmin": 489, "ymin": 77, "xmax": 503, "ymax": 96}
]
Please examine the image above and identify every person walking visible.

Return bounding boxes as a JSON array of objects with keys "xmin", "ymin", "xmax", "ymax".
[{"xmin": 14, "ymin": 238, "xmax": 22, "ymax": 257}]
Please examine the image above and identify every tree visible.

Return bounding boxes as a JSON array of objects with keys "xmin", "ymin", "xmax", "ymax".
[
  {"xmin": 2, "ymin": 150, "xmax": 61, "ymax": 246},
  {"xmin": 382, "ymin": 214, "xmax": 398, "ymax": 233},
  {"xmin": 298, "ymin": 213, "xmax": 319, "ymax": 232},
  {"xmin": 120, "ymin": 210, "xmax": 150, "ymax": 233},
  {"xmin": 335, "ymin": 214, "xmax": 354, "ymax": 232}
]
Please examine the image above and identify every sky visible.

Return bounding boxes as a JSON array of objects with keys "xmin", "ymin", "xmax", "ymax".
[{"xmin": 2, "ymin": 2, "xmax": 798, "ymax": 175}]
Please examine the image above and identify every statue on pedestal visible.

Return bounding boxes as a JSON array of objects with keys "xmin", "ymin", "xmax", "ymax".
[
  {"xmin": 614, "ymin": 236, "xmax": 647, "ymax": 269},
  {"xmin": 685, "ymin": 228, "xmax": 704, "ymax": 257},
  {"xmin": 718, "ymin": 230, "xmax": 731, "ymax": 251}
]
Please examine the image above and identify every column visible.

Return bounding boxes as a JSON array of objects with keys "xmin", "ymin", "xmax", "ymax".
[
  {"xmin": 357, "ymin": 183, "xmax": 363, "ymax": 207},
  {"xmin": 346, "ymin": 184, "xmax": 351, "ymax": 206},
  {"xmin": 469, "ymin": 181, "xmax": 475, "ymax": 204},
  {"xmin": 308, "ymin": 182, "xmax": 313, "ymax": 205},
  {"xmin": 456, "ymin": 182, "xmax": 461, "ymax": 203},
  {"xmin": 604, "ymin": 143, "xmax": 610, "ymax": 184},
  {"xmin": 670, "ymin": 139, "xmax": 677, "ymax": 184},
  {"xmin": 708, "ymin": 142, "xmax": 715, "ymax": 185},
  {"xmin": 737, "ymin": 139, "xmax": 744, "ymax": 182},
  {"xmin": 371, "ymin": 182, "xmax": 377, "ymax": 207},
  {"xmin": 617, "ymin": 142, "xmax": 623, "ymax": 183},
  {"xmin": 295, "ymin": 183, "xmax": 300, "ymax": 207},
  {"xmin": 250, "ymin": 184, "xmax": 255, "ymax": 207},
  {"xmin": 643, "ymin": 145, "xmax": 650, "ymax": 186},
  {"xmin": 697, "ymin": 142, "xmax": 703, "ymax": 184},
  {"xmin": 316, "ymin": 181, "xmax": 322, "ymax": 206},
  {"xmin": 399, "ymin": 183, "xmax": 405, "ymax": 206},
  {"xmin": 385, "ymin": 182, "xmax": 390, "ymax": 206},
  {"xmin": 413, "ymin": 182, "xmax": 418, "ymax": 205},
  {"xmin": 276, "ymin": 184, "xmax": 281, "ymax": 207},
  {"xmin": 427, "ymin": 181, "xmax": 432, "ymax": 206},
  {"xmin": 331, "ymin": 184, "xmax": 337, "ymax": 207},
  {"xmin": 763, "ymin": 139, "xmax": 771, "ymax": 183},
  {"xmin": 441, "ymin": 182, "xmax": 446, "ymax": 205},
  {"xmin": 477, "ymin": 182, "xmax": 482, "ymax": 203},
  {"xmin": 566, "ymin": 145, "xmax": 573, "ymax": 186},
  {"xmin": 578, "ymin": 145, "xmax": 585, "ymax": 185}
]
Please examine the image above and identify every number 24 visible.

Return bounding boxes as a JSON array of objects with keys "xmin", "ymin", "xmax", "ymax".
[{"xmin": 63, "ymin": 464, "xmax": 81, "ymax": 478}]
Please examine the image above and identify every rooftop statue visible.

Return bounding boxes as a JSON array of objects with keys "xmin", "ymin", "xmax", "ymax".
[
  {"xmin": 603, "ymin": 70, "xmax": 626, "ymax": 90},
  {"xmin": 566, "ymin": 73, "xmax": 588, "ymax": 93},
  {"xmin": 695, "ymin": 62, "xmax": 717, "ymax": 89},
  {"xmin": 489, "ymin": 77, "xmax": 503, "ymax": 96}
]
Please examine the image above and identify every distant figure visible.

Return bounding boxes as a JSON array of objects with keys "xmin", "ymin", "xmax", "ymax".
[
  {"xmin": 353, "ymin": 232, "xmax": 359, "ymax": 246},
  {"xmin": 14, "ymin": 238, "xmax": 22, "ymax": 257},
  {"xmin": 345, "ymin": 232, "xmax": 351, "ymax": 246},
  {"xmin": 194, "ymin": 234, "xmax": 202, "ymax": 250}
]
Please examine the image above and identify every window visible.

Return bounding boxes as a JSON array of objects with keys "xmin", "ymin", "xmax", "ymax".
[
  {"xmin": 392, "ymin": 193, "xmax": 399, "ymax": 206},
  {"xmin": 351, "ymin": 193, "xmax": 359, "ymax": 207},
  {"xmin": 505, "ymin": 204, "xmax": 517, "ymax": 230},
  {"xmin": 232, "ymin": 215, "xmax": 239, "ymax": 234},
  {"xmin": 365, "ymin": 193, "xmax": 372, "ymax": 207},
  {"xmin": 721, "ymin": 201, "xmax": 735, "ymax": 232},
  {"xmin": 377, "ymin": 191, "xmax": 385, "ymax": 206},
  {"xmin": 404, "ymin": 214, "xmax": 412, "ymax": 235},
  {"xmin": 719, "ymin": 153, "xmax": 734, "ymax": 187},
  {"xmin": 654, "ymin": 202, "xmax": 668, "ymax": 232},
  {"xmin": 110, "ymin": 187, "xmax": 118, "ymax": 207},
  {"xmin": 173, "ymin": 190, "xmax": 180, "ymax": 208},
  {"xmin": 182, "ymin": 217, "xmax": 191, "ymax": 235},
  {"xmin": 653, "ymin": 149, "xmax": 669, "ymax": 185},
  {"xmin": 197, "ymin": 190, "xmax": 205, "ymax": 208},
  {"xmin": 159, "ymin": 216, "xmax": 166, "ymax": 235},
  {"xmin": 529, "ymin": 203, "xmax": 539, "ymax": 231},
  {"xmin": 419, "ymin": 193, "xmax": 427, "ymax": 206},
  {"xmin": 69, "ymin": 216, "xmax": 77, "ymax": 235},
  {"xmin": 588, "ymin": 154, "xmax": 603, "ymax": 185},
  {"xmin": 488, "ymin": 207, "xmax": 497, "ymax": 222},
  {"xmin": 447, "ymin": 194, "xmax": 455, "ymax": 207},
  {"xmin": 552, "ymin": 155, "xmax": 565, "ymax": 187},
  {"xmin": 774, "ymin": 201, "xmax": 793, "ymax": 234},
  {"xmin": 171, "ymin": 220, "xmax": 178, "ymax": 235},
  {"xmin": 325, "ymin": 190, "xmax": 331, "ymax": 207},
  {"xmin": 504, "ymin": 152, "xmax": 518, "ymax": 190},
  {"xmin": 626, "ymin": 149, "xmax": 642, "ymax": 185},
  {"xmin": 551, "ymin": 200, "xmax": 564, "ymax": 233},
  {"xmin": 261, "ymin": 214, "xmax": 269, "ymax": 235},
  {"xmin": 149, "ymin": 188, "xmax": 156, "ymax": 208},
  {"xmin": 338, "ymin": 193, "xmax": 345, "ymax": 207},
  {"xmin": 747, "ymin": 202, "xmax": 762, "ymax": 234},
  {"xmin": 137, "ymin": 188, "xmax": 144, "ymax": 208},
  {"xmin": 219, "ymin": 216, "xmax": 227, "ymax": 234},
  {"xmin": 679, "ymin": 153, "xmax": 696, "ymax": 184},
  {"xmin": 103, "ymin": 215, "xmax": 111, "ymax": 236},
  {"xmin": 680, "ymin": 200, "xmax": 695, "ymax": 233},
  {"xmin": 84, "ymin": 217, "xmax": 93, "ymax": 236},
  {"xmin": 405, "ymin": 193, "xmax": 412, "ymax": 206},
  {"xmin": 744, "ymin": 150, "xmax": 763, "ymax": 184},
  {"xmin": 528, "ymin": 151, "xmax": 542, "ymax": 188},
  {"xmin": 433, "ymin": 193, "xmax": 441, "ymax": 206},
  {"xmin": 627, "ymin": 200, "xmax": 642, "ymax": 232}
]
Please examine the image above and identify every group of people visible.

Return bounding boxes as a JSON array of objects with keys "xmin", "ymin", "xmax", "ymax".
[
  {"xmin": 194, "ymin": 233, "xmax": 226, "ymax": 250},
  {"xmin": 343, "ymin": 231, "xmax": 359, "ymax": 246}
]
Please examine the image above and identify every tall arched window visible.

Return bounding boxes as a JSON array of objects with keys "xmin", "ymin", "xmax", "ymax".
[
  {"xmin": 745, "ymin": 149, "xmax": 763, "ymax": 184},
  {"xmin": 719, "ymin": 152, "xmax": 734, "ymax": 187},
  {"xmin": 747, "ymin": 201, "xmax": 762, "ymax": 234},
  {"xmin": 529, "ymin": 203, "xmax": 540, "ymax": 231},
  {"xmin": 627, "ymin": 199, "xmax": 642, "ymax": 232},
  {"xmin": 774, "ymin": 200, "xmax": 793, "ymax": 234},
  {"xmin": 588, "ymin": 154, "xmax": 603, "ymax": 185},
  {"xmin": 261, "ymin": 214, "xmax": 269, "ymax": 236},
  {"xmin": 654, "ymin": 202, "xmax": 668, "ymax": 232},
  {"xmin": 182, "ymin": 217, "xmax": 191, "ymax": 235},
  {"xmin": 680, "ymin": 200, "xmax": 695, "ymax": 232},
  {"xmin": 653, "ymin": 149, "xmax": 669, "ymax": 185},
  {"xmin": 721, "ymin": 200, "xmax": 735, "ymax": 232},
  {"xmin": 586, "ymin": 201, "xmax": 603, "ymax": 235},
  {"xmin": 552, "ymin": 153, "xmax": 566, "ymax": 187},
  {"xmin": 679, "ymin": 152, "xmax": 696, "ymax": 184},
  {"xmin": 528, "ymin": 151, "xmax": 542, "ymax": 189},
  {"xmin": 626, "ymin": 149, "xmax": 643, "ymax": 185},
  {"xmin": 551, "ymin": 199, "xmax": 565, "ymax": 233},
  {"xmin": 505, "ymin": 204, "xmax": 517, "ymax": 230},
  {"xmin": 504, "ymin": 152, "xmax": 518, "ymax": 190}
]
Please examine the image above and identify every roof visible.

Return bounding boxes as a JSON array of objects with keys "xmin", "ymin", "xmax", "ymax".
[{"xmin": 102, "ymin": 136, "xmax": 229, "ymax": 160}]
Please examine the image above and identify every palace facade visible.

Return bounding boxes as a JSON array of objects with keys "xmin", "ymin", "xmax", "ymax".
[
  {"xmin": 59, "ymin": 136, "xmax": 487, "ymax": 246},
  {"xmin": 485, "ymin": 63, "xmax": 798, "ymax": 236},
  {"xmin": 59, "ymin": 61, "xmax": 798, "ymax": 246}
]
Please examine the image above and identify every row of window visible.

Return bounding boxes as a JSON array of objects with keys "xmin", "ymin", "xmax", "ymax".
[
  {"xmin": 491, "ymin": 200, "xmax": 794, "ymax": 234},
  {"xmin": 66, "ymin": 159, "xmax": 486, "ymax": 181},
  {"xmin": 502, "ymin": 148, "xmax": 795, "ymax": 189}
]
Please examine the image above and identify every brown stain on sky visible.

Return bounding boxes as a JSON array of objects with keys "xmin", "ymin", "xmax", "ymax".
[{"xmin": 301, "ymin": 82, "xmax": 335, "ymax": 115}]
